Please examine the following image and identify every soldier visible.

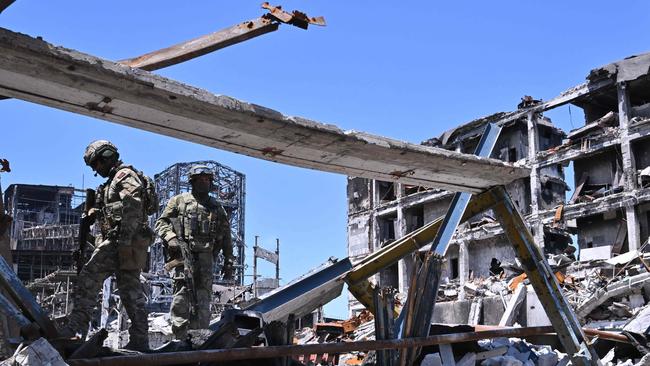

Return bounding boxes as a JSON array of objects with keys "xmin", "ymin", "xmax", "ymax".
[
  {"xmin": 155, "ymin": 164, "xmax": 234, "ymax": 340},
  {"xmin": 62, "ymin": 140, "xmax": 153, "ymax": 351}
]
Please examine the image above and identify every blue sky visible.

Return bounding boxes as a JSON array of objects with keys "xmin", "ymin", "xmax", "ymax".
[{"xmin": 1, "ymin": 1, "xmax": 650, "ymax": 318}]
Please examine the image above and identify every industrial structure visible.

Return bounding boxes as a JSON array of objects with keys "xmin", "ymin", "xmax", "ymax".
[
  {"xmin": 347, "ymin": 54, "xmax": 650, "ymax": 327},
  {"xmin": 3, "ymin": 184, "xmax": 85, "ymax": 282},
  {"xmin": 1, "ymin": 2, "xmax": 650, "ymax": 365}
]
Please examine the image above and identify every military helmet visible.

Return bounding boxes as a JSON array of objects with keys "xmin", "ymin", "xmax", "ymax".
[
  {"xmin": 188, "ymin": 164, "xmax": 213, "ymax": 180},
  {"xmin": 83, "ymin": 140, "xmax": 118, "ymax": 166}
]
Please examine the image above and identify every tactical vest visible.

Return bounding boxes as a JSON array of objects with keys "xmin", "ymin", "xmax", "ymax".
[
  {"xmin": 175, "ymin": 192, "xmax": 223, "ymax": 252},
  {"xmin": 96, "ymin": 164, "xmax": 148, "ymax": 237}
]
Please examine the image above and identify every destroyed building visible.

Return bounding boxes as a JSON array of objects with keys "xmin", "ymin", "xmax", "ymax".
[
  {"xmin": 3, "ymin": 184, "xmax": 85, "ymax": 282},
  {"xmin": 3, "ymin": 2, "xmax": 650, "ymax": 363},
  {"xmin": 347, "ymin": 53, "xmax": 650, "ymax": 325}
]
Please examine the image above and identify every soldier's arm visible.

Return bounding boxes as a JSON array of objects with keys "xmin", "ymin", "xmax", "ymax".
[
  {"xmin": 109, "ymin": 169, "xmax": 144, "ymax": 241},
  {"xmin": 154, "ymin": 196, "xmax": 180, "ymax": 242}
]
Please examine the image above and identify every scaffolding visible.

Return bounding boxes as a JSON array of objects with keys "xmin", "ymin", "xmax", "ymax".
[{"xmin": 150, "ymin": 161, "xmax": 246, "ymax": 286}]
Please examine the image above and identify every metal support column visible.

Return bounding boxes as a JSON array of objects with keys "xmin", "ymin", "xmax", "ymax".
[
  {"xmin": 397, "ymin": 123, "xmax": 501, "ymax": 365},
  {"xmin": 489, "ymin": 186, "xmax": 600, "ymax": 365}
]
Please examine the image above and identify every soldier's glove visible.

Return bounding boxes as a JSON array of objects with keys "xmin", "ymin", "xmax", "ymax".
[
  {"xmin": 167, "ymin": 237, "xmax": 183, "ymax": 257},
  {"xmin": 82, "ymin": 208, "xmax": 98, "ymax": 224}
]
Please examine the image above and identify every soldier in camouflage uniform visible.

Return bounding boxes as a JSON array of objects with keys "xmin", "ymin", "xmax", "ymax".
[
  {"xmin": 62, "ymin": 140, "xmax": 152, "ymax": 351},
  {"xmin": 155, "ymin": 165, "xmax": 234, "ymax": 340}
]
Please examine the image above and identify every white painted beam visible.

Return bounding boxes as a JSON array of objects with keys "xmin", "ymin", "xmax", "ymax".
[{"xmin": 0, "ymin": 28, "xmax": 529, "ymax": 192}]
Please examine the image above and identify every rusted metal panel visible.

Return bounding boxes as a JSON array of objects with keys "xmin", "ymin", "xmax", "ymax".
[
  {"xmin": 261, "ymin": 2, "xmax": 326, "ymax": 29},
  {"xmin": 65, "ymin": 326, "xmax": 621, "ymax": 366}
]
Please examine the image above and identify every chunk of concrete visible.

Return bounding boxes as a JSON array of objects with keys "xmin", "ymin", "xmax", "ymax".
[
  {"xmin": 579, "ymin": 246, "xmax": 612, "ymax": 261},
  {"xmin": 536, "ymin": 349, "xmax": 558, "ymax": 366},
  {"xmin": 457, "ymin": 353, "xmax": 476, "ymax": 366},
  {"xmin": 0, "ymin": 338, "xmax": 67, "ymax": 366},
  {"xmin": 480, "ymin": 355, "xmax": 523, "ymax": 366},
  {"xmin": 421, "ymin": 353, "xmax": 443, "ymax": 366}
]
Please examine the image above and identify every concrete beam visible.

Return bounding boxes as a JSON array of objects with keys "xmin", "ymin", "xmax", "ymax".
[
  {"xmin": 0, "ymin": 0, "xmax": 15, "ymax": 14},
  {"xmin": 0, "ymin": 28, "xmax": 528, "ymax": 193}
]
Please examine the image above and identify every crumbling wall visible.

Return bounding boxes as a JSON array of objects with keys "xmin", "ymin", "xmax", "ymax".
[
  {"xmin": 347, "ymin": 177, "xmax": 371, "ymax": 214},
  {"xmin": 573, "ymin": 149, "xmax": 622, "ymax": 187},
  {"xmin": 576, "ymin": 210, "xmax": 624, "ymax": 249},
  {"xmin": 505, "ymin": 179, "xmax": 531, "ymax": 216},
  {"xmin": 633, "ymin": 138, "xmax": 650, "ymax": 172},
  {"xmin": 423, "ymin": 198, "xmax": 453, "ymax": 224},
  {"xmin": 636, "ymin": 202, "xmax": 650, "ymax": 243},
  {"xmin": 467, "ymin": 236, "xmax": 516, "ymax": 278},
  {"xmin": 347, "ymin": 214, "xmax": 372, "ymax": 258},
  {"xmin": 491, "ymin": 123, "xmax": 528, "ymax": 162}
]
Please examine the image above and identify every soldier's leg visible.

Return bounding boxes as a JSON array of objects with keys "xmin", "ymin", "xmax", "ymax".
[
  {"xmin": 66, "ymin": 242, "xmax": 116, "ymax": 334},
  {"xmin": 195, "ymin": 254, "xmax": 214, "ymax": 329},
  {"xmin": 115, "ymin": 269, "xmax": 148, "ymax": 347},
  {"xmin": 170, "ymin": 274, "xmax": 190, "ymax": 340}
]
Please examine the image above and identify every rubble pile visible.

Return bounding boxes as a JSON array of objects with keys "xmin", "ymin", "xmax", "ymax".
[
  {"xmin": 437, "ymin": 277, "xmax": 510, "ymax": 302},
  {"xmin": 561, "ymin": 251, "xmax": 650, "ymax": 326}
]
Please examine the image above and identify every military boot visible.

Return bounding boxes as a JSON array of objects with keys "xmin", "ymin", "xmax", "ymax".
[{"xmin": 125, "ymin": 335, "xmax": 150, "ymax": 353}]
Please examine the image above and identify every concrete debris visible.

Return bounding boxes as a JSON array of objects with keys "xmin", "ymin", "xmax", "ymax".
[{"xmin": 0, "ymin": 338, "xmax": 67, "ymax": 366}]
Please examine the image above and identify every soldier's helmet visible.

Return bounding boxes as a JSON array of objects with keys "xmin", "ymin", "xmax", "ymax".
[
  {"xmin": 83, "ymin": 140, "xmax": 119, "ymax": 166},
  {"xmin": 188, "ymin": 165, "xmax": 213, "ymax": 181}
]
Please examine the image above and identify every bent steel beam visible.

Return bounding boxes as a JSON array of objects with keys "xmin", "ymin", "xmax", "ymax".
[
  {"xmin": 66, "ymin": 326, "xmax": 618, "ymax": 366},
  {"xmin": 489, "ymin": 186, "xmax": 600, "ymax": 366},
  {"xmin": 0, "ymin": 27, "xmax": 528, "ymax": 193},
  {"xmin": 398, "ymin": 123, "xmax": 501, "ymax": 365}
]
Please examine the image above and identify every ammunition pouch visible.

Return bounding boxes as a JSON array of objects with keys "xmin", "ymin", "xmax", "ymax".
[
  {"xmin": 182, "ymin": 212, "xmax": 217, "ymax": 252},
  {"xmin": 118, "ymin": 225, "xmax": 153, "ymax": 270}
]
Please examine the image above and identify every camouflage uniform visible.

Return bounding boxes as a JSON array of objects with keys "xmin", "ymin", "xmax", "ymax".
[
  {"xmin": 67, "ymin": 160, "xmax": 152, "ymax": 348},
  {"xmin": 155, "ymin": 191, "xmax": 233, "ymax": 339}
]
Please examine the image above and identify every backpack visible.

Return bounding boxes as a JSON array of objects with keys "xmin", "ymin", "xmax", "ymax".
[{"xmin": 123, "ymin": 165, "xmax": 159, "ymax": 216}]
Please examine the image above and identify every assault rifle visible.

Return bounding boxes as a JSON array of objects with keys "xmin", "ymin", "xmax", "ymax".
[
  {"xmin": 76, "ymin": 188, "xmax": 95, "ymax": 274},
  {"xmin": 164, "ymin": 220, "xmax": 198, "ymax": 316}
]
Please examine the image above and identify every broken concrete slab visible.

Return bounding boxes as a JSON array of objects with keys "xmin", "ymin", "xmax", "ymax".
[
  {"xmin": 577, "ymin": 272, "xmax": 650, "ymax": 319},
  {"xmin": 0, "ymin": 338, "xmax": 67, "ymax": 366},
  {"xmin": 499, "ymin": 283, "xmax": 526, "ymax": 327},
  {"xmin": 624, "ymin": 304, "xmax": 650, "ymax": 336},
  {"xmin": 0, "ymin": 27, "xmax": 528, "ymax": 193}
]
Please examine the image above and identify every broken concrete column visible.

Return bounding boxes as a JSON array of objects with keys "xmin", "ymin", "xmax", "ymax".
[
  {"xmin": 458, "ymin": 239, "xmax": 469, "ymax": 289},
  {"xmin": 527, "ymin": 111, "xmax": 545, "ymax": 251},
  {"xmin": 618, "ymin": 82, "xmax": 641, "ymax": 251}
]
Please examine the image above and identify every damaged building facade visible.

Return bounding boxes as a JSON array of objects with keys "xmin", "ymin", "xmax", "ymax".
[
  {"xmin": 3, "ymin": 184, "xmax": 85, "ymax": 282},
  {"xmin": 347, "ymin": 54, "xmax": 650, "ymax": 323}
]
